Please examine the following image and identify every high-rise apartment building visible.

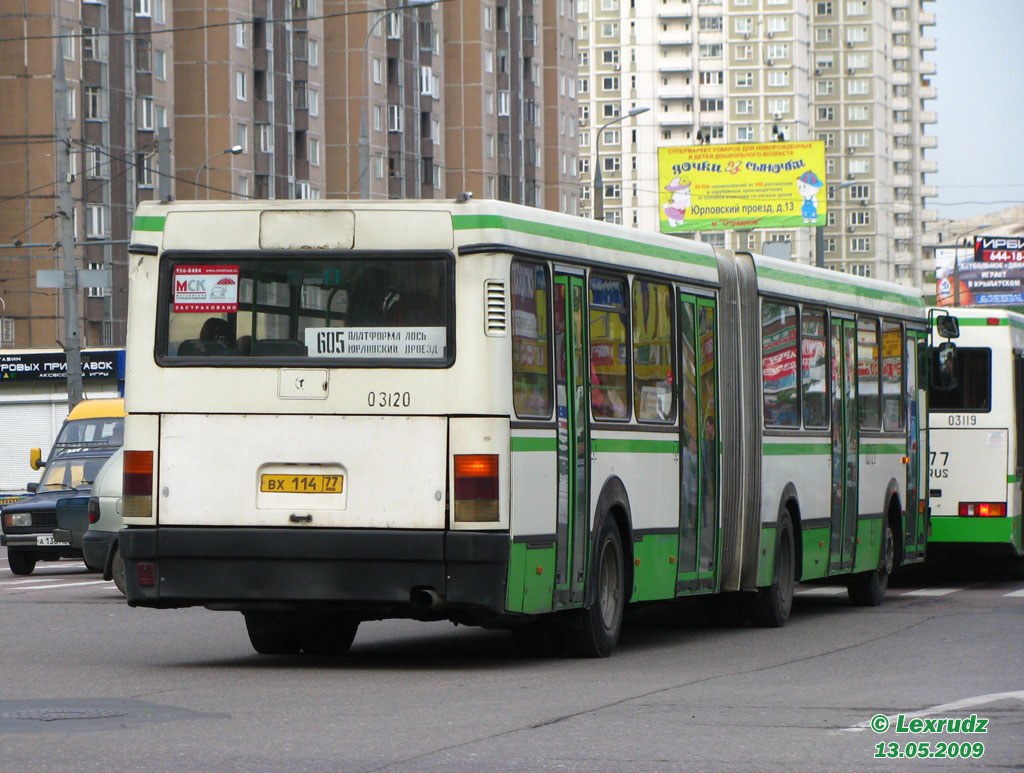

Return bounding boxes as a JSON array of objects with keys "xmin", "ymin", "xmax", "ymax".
[
  {"xmin": 0, "ymin": 0, "xmax": 583, "ymax": 351},
  {"xmin": 323, "ymin": 0, "xmax": 579, "ymax": 212},
  {"xmin": 577, "ymin": 0, "xmax": 936, "ymax": 286}
]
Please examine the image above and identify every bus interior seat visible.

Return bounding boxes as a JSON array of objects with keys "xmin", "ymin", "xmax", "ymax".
[
  {"xmin": 250, "ymin": 339, "xmax": 308, "ymax": 356},
  {"xmin": 177, "ymin": 339, "xmax": 230, "ymax": 356}
]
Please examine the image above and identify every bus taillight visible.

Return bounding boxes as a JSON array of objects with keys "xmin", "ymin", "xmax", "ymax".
[
  {"xmin": 453, "ymin": 454, "xmax": 499, "ymax": 523},
  {"xmin": 958, "ymin": 502, "xmax": 1007, "ymax": 517},
  {"xmin": 123, "ymin": 450, "xmax": 154, "ymax": 519}
]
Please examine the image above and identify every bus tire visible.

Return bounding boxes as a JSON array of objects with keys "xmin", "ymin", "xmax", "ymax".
[
  {"xmin": 299, "ymin": 616, "xmax": 359, "ymax": 656},
  {"xmin": 8, "ymin": 550, "xmax": 36, "ymax": 576},
  {"xmin": 110, "ymin": 547, "xmax": 126, "ymax": 596},
  {"xmin": 749, "ymin": 512, "xmax": 795, "ymax": 628},
  {"xmin": 244, "ymin": 612, "xmax": 302, "ymax": 655},
  {"xmin": 848, "ymin": 518, "xmax": 893, "ymax": 607},
  {"xmin": 563, "ymin": 518, "xmax": 625, "ymax": 658}
]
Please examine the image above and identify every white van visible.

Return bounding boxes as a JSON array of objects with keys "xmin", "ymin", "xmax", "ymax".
[{"xmin": 82, "ymin": 449, "xmax": 124, "ymax": 594}]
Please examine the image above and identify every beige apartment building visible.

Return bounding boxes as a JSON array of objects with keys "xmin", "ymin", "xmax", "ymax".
[
  {"xmin": 577, "ymin": 0, "xmax": 937, "ymax": 287},
  {"xmin": 0, "ymin": 0, "xmax": 580, "ymax": 351}
]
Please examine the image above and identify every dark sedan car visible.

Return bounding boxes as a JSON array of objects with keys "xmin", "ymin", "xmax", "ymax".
[{"xmin": 1, "ymin": 451, "xmax": 113, "ymax": 575}]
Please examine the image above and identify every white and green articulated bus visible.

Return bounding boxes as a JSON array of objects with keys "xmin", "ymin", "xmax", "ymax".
[
  {"xmin": 928, "ymin": 307, "xmax": 1024, "ymax": 558},
  {"xmin": 120, "ymin": 198, "xmax": 929, "ymax": 657}
]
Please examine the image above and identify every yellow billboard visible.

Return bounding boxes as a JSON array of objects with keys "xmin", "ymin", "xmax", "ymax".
[{"xmin": 657, "ymin": 141, "xmax": 827, "ymax": 233}]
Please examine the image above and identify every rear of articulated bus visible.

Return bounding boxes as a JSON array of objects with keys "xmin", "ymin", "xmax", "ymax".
[
  {"xmin": 928, "ymin": 309, "xmax": 1024, "ymax": 558},
  {"xmin": 121, "ymin": 201, "xmax": 515, "ymax": 652}
]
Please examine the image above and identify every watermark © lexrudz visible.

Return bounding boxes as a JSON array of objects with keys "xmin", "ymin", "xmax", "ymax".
[{"xmin": 869, "ymin": 713, "xmax": 989, "ymax": 734}]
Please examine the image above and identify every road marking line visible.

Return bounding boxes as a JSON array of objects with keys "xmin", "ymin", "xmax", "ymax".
[
  {"xmin": 1002, "ymin": 588, "xmax": 1024, "ymax": 597},
  {"xmin": 8, "ymin": 580, "xmax": 109, "ymax": 591},
  {"xmin": 5, "ymin": 577, "xmax": 86, "ymax": 586},
  {"xmin": 841, "ymin": 690, "xmax": 1024, "ymax": 733},
  {"xmin": 900, "ymin": 587, "xmax": 962, "ymax": 597},
  {"xmin": 795, "ymin": 587, "xmax": 847, "ymax": 596}
]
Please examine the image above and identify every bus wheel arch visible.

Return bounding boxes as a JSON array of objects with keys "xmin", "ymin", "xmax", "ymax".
[
  {"xmin": 749, "ymin": 494, "xmax": 798, "ymax": 628},
  {"xmin": 589, "ymin": 476, "xmax": 634, "ymax": 607},
  {"xmin": 775, "ymin": 484, "xmax": 804, "ymax": 582},
  {"xmin": 882, "ymin": 479, "xmax": 904, "ymax": 568}
]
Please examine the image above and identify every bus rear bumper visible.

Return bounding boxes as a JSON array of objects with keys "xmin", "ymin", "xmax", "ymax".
[
  {"xmin": 120, "ymin": 527, "xmax": 511, "ymax": 619},
  {"xmin": 928, "ymin": 515, "xmax": 1023, "ymax": 556}
]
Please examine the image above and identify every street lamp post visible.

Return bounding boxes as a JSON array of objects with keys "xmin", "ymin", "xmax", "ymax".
[
  {"xmin": 194, "ymin": 145, "xmax": 244, "ymax": 199},
  {"xmin": 593, "ymin": 106, "xmax": 649, "ymax": 222},
  {"xmin": 358, "ymin": 0, "xmax": 439, "ymax": 199},
  {"xmin": 815, "ymin": 179, "xmax": 858, "ymax": 268}
]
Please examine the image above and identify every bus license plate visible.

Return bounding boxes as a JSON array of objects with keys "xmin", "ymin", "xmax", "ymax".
[
  {"xmin": 260, "ymin": 474, "xmax": 344, "ymax": 494},
  {"xmin": 36, "ymin": 534, "xmax": 69, "ymax": 547}
]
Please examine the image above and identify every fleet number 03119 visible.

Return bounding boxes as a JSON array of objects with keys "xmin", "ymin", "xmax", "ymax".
[{"xmin": 946, "ymin": 414, "xmax": 977, "ymax": 426}]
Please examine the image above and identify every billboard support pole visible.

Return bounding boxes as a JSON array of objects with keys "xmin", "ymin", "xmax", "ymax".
[{"xmin": 815, "ymin": 225, "xmax": 824, "ymax": 268}]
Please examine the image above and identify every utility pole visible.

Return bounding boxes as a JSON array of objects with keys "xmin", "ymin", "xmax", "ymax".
[{"xmin": 54, "ymin": 28, "xmax": 83, "ymax": 408}]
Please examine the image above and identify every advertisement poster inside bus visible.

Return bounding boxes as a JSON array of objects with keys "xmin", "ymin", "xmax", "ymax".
[{"xmin": 657, "ymin": 141, "xmax": 827, "ymax": 233}]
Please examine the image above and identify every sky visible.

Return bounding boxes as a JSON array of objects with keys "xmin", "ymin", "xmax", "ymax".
[{"xmin": 933, "ymin": 0, "xmax": 1024, "ymax": 223}]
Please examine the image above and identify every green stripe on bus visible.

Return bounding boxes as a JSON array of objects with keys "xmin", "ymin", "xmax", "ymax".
[
  {"xmin": 940, "ymin": 317, "xmax": 1007, "ymax": 327},
  {"xmin": 861, "ymin": 443, "xmax": 906, "ymax": 455},
  {"xmin": 757, "ymin": 265, "xmax": 923, "ymax": 307},
  {"xmin": 591, "ymin": 438, "xmax": 679, "ymax": 454},
  {"xmin": 510, "ymin": 436, "xmax": 556, "ymax": 452},
  {"xmin": 763, "ymin": 443, "xmax": 830, "ymax": 456},
  {"xmin": 132, "ymin": 215, "xmax": 166, "ymax": 232},
  {"xmin": 452, "ymin": 214, "xmax": 717, "ymax": 269}
]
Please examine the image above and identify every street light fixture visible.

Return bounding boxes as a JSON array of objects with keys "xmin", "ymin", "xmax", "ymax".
[
  {"xmin": 194, "ymin": 145, "xmax": 244, "ymax": 199},
  {"xmin": 593, "ymin": 106, "xmax": 649, "ymax": 222},
  {"xmin": 358, "ymin": 0, "xmax": 440, "ymax": 199}
]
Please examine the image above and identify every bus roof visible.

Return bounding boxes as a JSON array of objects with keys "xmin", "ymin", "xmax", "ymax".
[{"xmin": 67, "ymin": 397, "xmax": 126, "ymax": 421}]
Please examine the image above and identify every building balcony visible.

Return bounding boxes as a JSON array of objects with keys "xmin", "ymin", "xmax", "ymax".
[
  {"xmin": 660, "ymin": 32, "xmax": 694, "ymax": 46},
  {"xmin": 892, "ymin": 96, "xmax": 910, "ymax": 111},
  {"xmin": 919, "ymin": 11, "xmax": 936, "ymax": 26},
  {"xmin": 920, "ymin": 60, "xmax": 936, "ymax": 75},
  {"xmin": 893, "ymin": 250, "xmax": 913, "ymax": 264},
  {"xmin": 658, "ymin": 110, "xmax": 695, "ymax": 126},
  {"xmin": 920, "ymin": 159, "xmax": 937, "ymax": 173},
  {"xmin": 892, "ymin": 20, "xmax": 910, "ymax": 35},
  {"xmin": 660, "ymin": 86, "xmax": 694, "ymax": 99},
  {"xmin": 919, "ymin": 37, "xmax": 937, "ymax": 50},
  {"xmin": 894, "ymin": 173, "xmax": 911, "ymax": 187},
  {"xmin": 921, "ymin": 209, "xmax": 939, "ymax": 222},
  {"xmin": 893, "ymin": 148, "xmax": 911, "ymax": 162},
  {"xmin": 891, "ymin": 0, "xmax": 909, "ymax": 7},
  {"xmin": 892, "ymin": 71, "xmax": 910, "ymax": 86},
  {"xmin": 919, "ymin": 85, "xmax": 937, "ymax": 100},
  {"xmin": 893, "ymin": 200, "xmax": 912, "ymax": 214},
  {"xmin": 659, "ymin": 57, "xmax": 694, "ymax": 72},
  {"xmin": 920, "ymin": 231, "xmax": 940, "ymax": 245},
  {"xmin": 894, "ymin": 122, "xmax": 911, "ymax": 136},
  {"xmin": 919, "ymin": 110, "xmax": 937, "ymax": 124},
  {"xmin": 919, "ymin": 134, "xmax": 937, "ymax": 149},
  {"xmin": 920, "ymin": 184, "xmax": 938, "ymax": 197},
  {"xmin": 894, "ymin": 225, "xmax": 913, "ymax": 240},
  {"xmin": 892, "ymin": 45, "xmax": 910, "ymax": 60},
  {"xmin": 657, "ymin": 2, "xmax": 694, "ymax": 18}
]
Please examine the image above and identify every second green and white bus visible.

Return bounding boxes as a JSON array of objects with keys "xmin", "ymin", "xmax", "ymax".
[
  {"xmin": 120, "ymin": 198, "xmax": 929, "ymax": 657},
  {"xmin": 928, "ymin": 307, "xmax": 1024, "ymax": 558}
]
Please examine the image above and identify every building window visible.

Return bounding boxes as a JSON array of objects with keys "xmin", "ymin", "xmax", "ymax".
[
  {"xmin": 602, "ymin": 76, "xmax": 619, "ymax": 91},
  {"xmin": 816, "ymin": 106, "xmax": 834, "ymax": 121},
  {"xmin": 849, "ymin": 210, "xmax": 870, "ymax": 226},
  {"xmin": 735, "ymin": 71, "xmax": 754, "ymax": 87},
  {"xmin": 86, "ymin": 205, "xmax": 108, "ymax": 238},
  {"xmin": 816, "ymin": 80, "xmax": 834, "ymax": 96},
  {"xmin": 847, "ymin": 79, "xmax": 869, "ymax": 96},
  {"xmin": 850, "ymin": 237, "xmax": 872, "ymax": 253},
  {"xmin": 135, "ymin": 0, "xmax": 151, "ymax": 16},
  {"xmin": 767, "ymin": 15, "xmax": 790, "ymax": 34},
  {"xmin": 699, "ymin": 71, "xmax": 723, "ymax": 85},
  {"xmin": 815, "ymin": 27, "xmax": 833, "ymax": 44},
  {"xmin": 136, "ymin": 153, "xmax": 154, "ymax": 187},
  {"xmin": 736, "ymin": 99, "xmax": 754, "ymax": 115},
  {"xmin": 236, "ymin": 72, "xmax": 247, "ymax": 101},
  {"xmin": 154, "ymin": 49, "xmax": 166, "ymax": 80},
  {"xmin": 847, "ymin": 104, "xmax": 870, "ymax": 122},
  {"xmin": 388, "ymin": 104, "xmax": 403, "ymax": 132},
  {"xmin": 603, "ymin": 129, "xmax": 620, "ymax": 146},
  {"xmin": 767, "ymin": 70, "xmax": 790, "ymax": 87},
  {"xmin": 308, "ymin": 88, "xmax": 319, "ymax": 117},
  {"xmin": 766, "ymin": 43, "xmax": 789, "ymax": 61},
  {"xmin": 601, "ymin": 22, "xmax": 619, "ymax": 37},
  {"xmin": 138, "ymin": 96, "xmax": 153, "ymax": 129},
  {"xmin": 236, "ymin": 123, "xmax": 248, "ymax": 153},
  {"xmin": 737, "ymin": 125, "xmax": 755, "ymax": 141},
  {"xmin": 735, "ymin": 44, "xmax": 753, "ymax": 61},
  {"xmin": 498, "ymin": 91, "xmax": 511, "ymax": 116},
  {"xmin": 259, "ymin": 123, "xmax": 274, "ymax": 153},
  {"xmin": 85, "ymin": 87, "xmax": 102, "ymax": 120},
  {"xmin": 82, "ymin": 28, "xmax": 99, "ymax": 60},
  {"xmin": 767, "ymin": 97, "xmax": 790, "ymax": 116}
]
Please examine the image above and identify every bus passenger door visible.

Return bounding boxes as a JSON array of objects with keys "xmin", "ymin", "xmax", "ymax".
[
  {"xmin": 903, "ymin": 331, "xmax": 926, "ymax": 560},
  {"xmin": 553, "ymin": 272, "xmax": 589, "ymax": 605},
  {"xmin": 677, "ymin": 293, "xmax": 719, "ymax": 591},
  {"xmin": 829, "ymin": 319, "xmax": 858, "ymax": 572}
]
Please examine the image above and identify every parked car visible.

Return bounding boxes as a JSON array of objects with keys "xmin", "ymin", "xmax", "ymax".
[
  {"xmin": 1, "ymin": 449, "xmax": 115, "ymax": 575},
  {"xmin": 81, "ymin": 449, "xmax": 125, "ymax": 594}
]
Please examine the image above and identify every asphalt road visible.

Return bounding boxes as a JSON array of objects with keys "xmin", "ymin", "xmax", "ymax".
[{"xmin": 1, "ymin": 549, "xmax": 1022, "ymax": 772}]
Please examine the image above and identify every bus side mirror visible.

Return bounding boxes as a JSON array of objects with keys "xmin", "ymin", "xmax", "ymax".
[
  {"xmin": 933, "ymin": 341, "xmax": 959, "ymax": 391},
  {"xmin": 29, "ymin": 448, "xmax": 43, "ymax": 470},
  {"xmin": 936, "ymin": 315, "xmax": 960, "ymax": 340}
]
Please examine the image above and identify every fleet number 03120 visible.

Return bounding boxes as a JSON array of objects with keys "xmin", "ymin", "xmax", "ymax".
[{"xmin": 368, "ymin": 391, "xmax": 411, "ymax": 408}]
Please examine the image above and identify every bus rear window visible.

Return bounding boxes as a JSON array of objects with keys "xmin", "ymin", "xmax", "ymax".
[
  {"xmin": 929, "ymin": 346, "xmax": 991, "ymax": 412},
  {"xmin": 161, "ymin": 257, "xmax": 451, "ymax": 365}
]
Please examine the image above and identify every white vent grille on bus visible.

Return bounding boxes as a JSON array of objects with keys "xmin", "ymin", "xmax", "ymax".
[{"xmin": 484, "ymin": 280, "xmax": 507, "ymax": 337}]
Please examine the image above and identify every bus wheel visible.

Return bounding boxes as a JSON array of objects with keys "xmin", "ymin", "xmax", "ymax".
[
  {"xmin": 110, "ymin": 547, "xmax": 126, "ymax": 596},
  {"xmin": 563, "ymin": 518, "xmax": 625, "ymax": 658},
  {"xmin": 8, "ymin": 550, "xmax": 36, "ymax": 576},
  {"xmin": 299, "ymin": 616, "xmax": 359, "ymax": 656},
  {"xmin": 244, "ymin": 612, "xmax": 302, "ymax": 655},
  {"xmin": 848, "ymin": 519, "xmax": 894, "ymax": 607},
  {"xmin": 749, "ymin": 512, "xmax": 795, "ymax": 628}
]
